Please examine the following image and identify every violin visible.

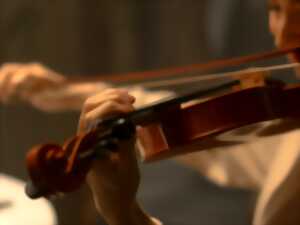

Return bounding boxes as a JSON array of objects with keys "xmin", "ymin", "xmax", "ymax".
[{"xmin": 25, "ymin": 46, "xmax": 300, "ymax": 199}]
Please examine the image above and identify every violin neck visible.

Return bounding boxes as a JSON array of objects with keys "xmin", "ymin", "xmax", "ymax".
[{"xmin": 127, "ymin": 80, "xmax": 240, "ymax": 125}]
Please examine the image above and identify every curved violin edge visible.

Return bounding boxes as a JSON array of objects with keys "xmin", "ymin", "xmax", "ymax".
[
  {"xmin": 25, "ymin": 138, "xmax": 95, "ymax": 199},
  {"xmin": 25, "ymin": 180, "xmax": 44, "ymax": 199},
  {"xmin": 25, "ymin": 144, "xmax": 60, "ymax": 198}
]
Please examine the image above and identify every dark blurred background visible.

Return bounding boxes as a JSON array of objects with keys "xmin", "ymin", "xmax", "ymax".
[{"xmin": 0, "ymin": 1, "xmax": 277, "ymax": 225}]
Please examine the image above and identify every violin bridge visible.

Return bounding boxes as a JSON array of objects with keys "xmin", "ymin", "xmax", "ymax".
[{"xmin": 233, "ymin": 69, "xmax": 270, "ymax": 90}]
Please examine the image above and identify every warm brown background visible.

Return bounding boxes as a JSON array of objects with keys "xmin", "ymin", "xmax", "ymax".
[{"xmin": 0, "ymin": 1, "xmax": 275, "ymax": 225}]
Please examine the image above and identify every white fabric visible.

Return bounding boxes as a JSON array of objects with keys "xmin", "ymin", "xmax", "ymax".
[
  {"xmin": 0, "ymin": 173, "xmax": 57, "ymax": 225},
  {"xmin": 253, "ymin": 130, "xmax": 300, "ymax": 225},
  {"xmin": 177, "ymin": 129, "xmax": 300, "ymax": 225}
]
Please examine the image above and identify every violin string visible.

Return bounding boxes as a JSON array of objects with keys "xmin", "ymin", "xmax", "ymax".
[{"xmin": 131, "ymin": 62, "xmax": 300, "ymax": 88}]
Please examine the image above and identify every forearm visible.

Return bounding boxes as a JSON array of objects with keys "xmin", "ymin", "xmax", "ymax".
[
  {"xmin": 56, "ymin": 81, "xmax": 110, "ymax": 108},
  {"xmin": 34, "ymin": 81, "xmax": 111, "ymax": 112},
  {"xmin": 99, "ymin": 200, "xmax": 160, "ymax": 225},
  {"xmin": 78, "ymin": 87, "xmax": 164, "ymax": 225},
  {"xmin": 36, "ymin": 83, "xmax": 173, "ymax": 112}
]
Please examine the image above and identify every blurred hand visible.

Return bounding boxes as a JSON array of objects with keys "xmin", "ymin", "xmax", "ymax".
[
  {"xmin": 78, "ymin": 89, "xmax": 154, "ymax": 225},
  {"xmin": 0, "ymin": 62, "xmax": 65, "ymax": 104}
]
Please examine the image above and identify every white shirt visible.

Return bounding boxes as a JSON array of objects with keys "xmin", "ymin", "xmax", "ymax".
[{"xmin": 0, "ymin": 173, "xmax": 57, "ymax": 225}]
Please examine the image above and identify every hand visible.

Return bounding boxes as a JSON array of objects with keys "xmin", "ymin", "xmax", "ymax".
[
  {"xmin": 79, "ymin": 89, "xmax": 158, "ymax": 225},
  {"xmin": 0, "ymin": 62, "xmax": 65, "ymax": 104}
]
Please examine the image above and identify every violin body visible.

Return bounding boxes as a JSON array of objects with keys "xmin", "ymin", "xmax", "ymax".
[{"xmin": 138, "ymin": 83, "xmax": 300, "ymax": 161}]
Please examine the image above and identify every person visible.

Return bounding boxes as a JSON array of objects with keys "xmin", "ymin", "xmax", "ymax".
[
  {"xmin": 76, "ymin": 1, "xmax": 300, "ymax": 224},
  {"xmin": 1, "ymin": 0, "xmax": 300, "ymax": 224}
]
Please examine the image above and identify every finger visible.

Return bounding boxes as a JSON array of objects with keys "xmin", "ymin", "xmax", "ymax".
[
  {"xmin": 6, "ymin": 65, "xmax": 66, "ymax": 102},
  {"xmin": 92, "ymin": 88, "xmax": 135, "ymax": 103},
  {"xmin": 0, "ymin": 65, "xmax": 45, "ymax": 102},
  {"xmin": 26, "ymin": 63, "xmax": 65, "ymax": 83},
  {"xmin": 85, "ymin": 100, "xmax": 134, "ymax": 125},
  {"xmin": 3, "ymin": 68, "xmax": 44, "ymax": 102},
  {"xmin": 16, "ymin": 66, "xmax": 62, "ymax": 93},
  {"xmin": 79, "ymin": 100, "xmax": 134, "ymax": 132},
  {"xmin": 4, "ymin": 70, "xmax": 30, "ymax": 101},
  {"xmin": 83, "ymin": 89, "xmax": 135, "ymax": 113},
  {"xmin": 84, "ymin": 93, "xmax": 135, "ymax": 113},
  {"xmin": 0, "ymin": 64, "xmax": 24, "ymax": 101},
  {"xmin": 86, "ymin": 100, "xmax": 137, "ymax": 166}
]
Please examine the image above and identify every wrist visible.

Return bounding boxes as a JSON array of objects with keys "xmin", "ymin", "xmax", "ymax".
[
  {"xmin": 42, "ymin": 82, "xmax": 110, "ymax": 111},
  {"xmin": 105, "ymin": 200, "xmax": 159, "ymax": 225}
]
